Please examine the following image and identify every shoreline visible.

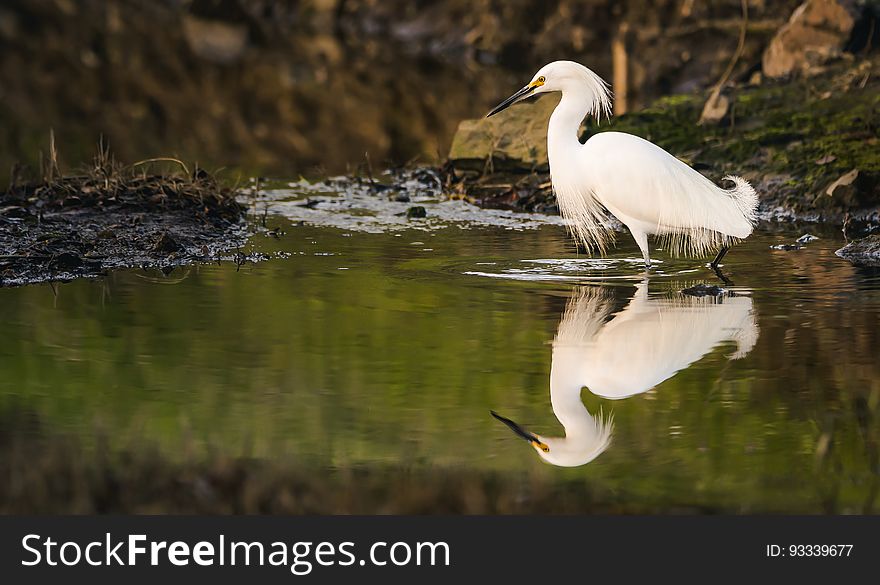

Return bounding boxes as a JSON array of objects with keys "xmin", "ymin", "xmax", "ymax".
[{"xmin": 2, "ymin": 162, "xmax": 875, "ymax": 288}]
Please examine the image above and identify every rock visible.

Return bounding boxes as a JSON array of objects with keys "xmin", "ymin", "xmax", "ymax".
[
  {"xmin": 681, "ymin": 284, "xmax": 728, "ymax": 297},
  {"xmin": 762, "ymin": 0, "xmax": 861, "ymax": 79},
  {"xmin": 448, "ymin": 94, "xmax": 560, "ymax": 173},
  {"xmin": 152, "ymin": 232, "xmax": 181, "ymax": 254},
  {"xmin": 825, "ymin": 168, "xmax": 860, "ymax": 197},
  {"xmin": 698, "ymin": 91, "xmax": 730, "ymax": 125},
  {"xmin": 842, "ymin": 215, "xmax": 874, "ymax": 239},
  {"xmin": 835, "ymin": 234, "xmax": 880, "ymax": 267},
  {"xmin": 49, "ymin": 251, "xmax": 82, "ymax": 270},
  {"xmin": 405, "ymin": 206, "xmax": 427, "ymax": 219},
  {"xmin": 821, "ymin": 168, "xmax": 879, "ymax": 210},
  {"xmin": 182, "ymin": 15, "xmax": 249, "ymax": 64}
]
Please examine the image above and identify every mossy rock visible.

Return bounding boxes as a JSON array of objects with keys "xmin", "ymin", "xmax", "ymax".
[{"xmin": 448, "ymin": 94, "xmax": 559, "ymax": 173}]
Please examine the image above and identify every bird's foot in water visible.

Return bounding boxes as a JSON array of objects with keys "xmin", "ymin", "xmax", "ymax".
[{"xmin": 707, "ymin": 263, "xmax": 733, "ymax": 286}]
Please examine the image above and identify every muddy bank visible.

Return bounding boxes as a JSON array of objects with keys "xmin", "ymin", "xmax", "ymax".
[
  {"xmin": 0, "ymin": 152, "xmax": 248, "ymax": 287},
  {"xmin": 445, "ymin": 53, "xmax": 880, "ymax": 229}
]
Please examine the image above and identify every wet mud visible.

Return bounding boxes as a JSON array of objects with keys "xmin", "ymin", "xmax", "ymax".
[{"xmin": 1, "ymin": 156, "xmax": 247, "ymax": 287}]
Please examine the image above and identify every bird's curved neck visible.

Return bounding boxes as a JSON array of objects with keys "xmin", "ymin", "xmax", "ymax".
[
  {"xmin": 547, "ymin": 91, "xmax": 592, "ymax": 163},
  {"xmin": 549, "ymin": 362, "xmax": 595, "ymax": 439}
]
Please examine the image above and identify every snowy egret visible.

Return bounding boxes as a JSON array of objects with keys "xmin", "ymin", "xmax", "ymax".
[
  {"xmin": 487, "ymin": 61, "xmax": 758, "ymax": 269},
  {"xmin": 492, "ymin": 283, "xmax": 758, "ymax": 466}
]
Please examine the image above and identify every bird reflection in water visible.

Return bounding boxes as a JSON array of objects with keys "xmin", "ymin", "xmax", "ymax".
[{"xmin": 493, "ymin": 282, "xmax": 758, "ymax": 467}]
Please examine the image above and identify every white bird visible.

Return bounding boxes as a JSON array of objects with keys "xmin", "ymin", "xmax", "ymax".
[
  {"xmin": 492, "ymin": 283, "xmax": 758, "ymax": 467},
  {"xmin": 487, "ymin": 61, "xmax": 758, "ymax": 269}
]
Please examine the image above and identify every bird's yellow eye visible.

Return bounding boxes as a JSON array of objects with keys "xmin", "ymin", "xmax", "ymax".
[{"xmin": 538, "ymin": 76, "xmax": 545, "ymax": 83}]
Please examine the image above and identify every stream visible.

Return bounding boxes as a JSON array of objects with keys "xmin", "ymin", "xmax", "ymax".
[{"xmin": 2, "ymin": 178, "xmax": 879, "ymax": 513}]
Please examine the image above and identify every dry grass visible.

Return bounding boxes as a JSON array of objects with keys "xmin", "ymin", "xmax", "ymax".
[
  {"xmin": 0, "ymin": 137, "xmax": 248, "ymax": 286},
  {"xmin": 4, "ymin": 137, "xmax": 243, "ymax": 221}
]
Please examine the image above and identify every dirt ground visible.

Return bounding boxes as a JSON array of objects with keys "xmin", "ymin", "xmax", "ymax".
[{"xmin": 0, "ymin": 153, "xmax": 248, "ymax": 287}]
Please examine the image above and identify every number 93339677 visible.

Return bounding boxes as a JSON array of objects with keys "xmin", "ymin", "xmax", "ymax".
[{"xmin": 766, "ymin": 544, "xmax": 853, "ymax": 558}]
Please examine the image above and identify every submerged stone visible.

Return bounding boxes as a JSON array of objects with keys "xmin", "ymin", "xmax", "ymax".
[
  {"xmin": 406, "ymin": 206, "xmax": 427, "ymax": 219},
  {"xmin": 835, "ymin": 234, "xmax": 880, "ymax": 267},
  {"xmin": 153, "ymin": 232, "xmax": 182, "ymax": 254},
  {"xmin": 48, "ymin": 251, "xmax": 83, "ymax": 270},
  {"xmin": 681, "ymin": 284, "xmax": 728, "ymax": 297}
]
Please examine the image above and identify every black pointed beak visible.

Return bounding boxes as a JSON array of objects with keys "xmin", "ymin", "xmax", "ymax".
[
  {"xmin": 491, "ymin": 410, "xmax": 543, "ymax": 445},
  {"xmin": 486, "ymin": 85, "xmax": 536, "ymax": 118}
]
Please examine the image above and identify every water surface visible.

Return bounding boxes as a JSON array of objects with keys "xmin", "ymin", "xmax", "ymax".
[{"xmin": 2, "ymin": 192, "xmax": 878, "ymax": 513}]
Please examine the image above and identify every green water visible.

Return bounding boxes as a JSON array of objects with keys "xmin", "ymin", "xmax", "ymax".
[{"xmin": 1, "ymin": 215, "xmax": 879, "ymax": 513}]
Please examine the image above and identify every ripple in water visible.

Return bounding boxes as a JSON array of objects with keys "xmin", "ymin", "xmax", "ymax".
[{"xmin": 464, "ymin": 257, "xmax": 666, "ymax": 283}]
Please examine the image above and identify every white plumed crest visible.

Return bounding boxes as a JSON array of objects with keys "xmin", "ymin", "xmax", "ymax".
[{"xmin": 579, "ymin": 64, "xmax": 613, "ymax": 124}]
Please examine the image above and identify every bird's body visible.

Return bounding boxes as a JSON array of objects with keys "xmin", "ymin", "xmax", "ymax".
[{"xmin": 488, "ymin": 61, "xmax": 758, "ymax": 267}]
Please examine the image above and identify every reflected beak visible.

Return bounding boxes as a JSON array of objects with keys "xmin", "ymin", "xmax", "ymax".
[
  {"xmin": 486, "ymin": 84, "xmax": 537, "ymax": 117},
  {"xmin": 490, "ymin": 410, "xmax": 549, "ymax": 452}
]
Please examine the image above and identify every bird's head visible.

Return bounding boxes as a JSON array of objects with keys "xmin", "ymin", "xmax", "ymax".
[
  {"xmin": 491, "ymin": 409, "xmax": 613, "ymax": 467},
  {"xmin": 486, "ymin": 61, "xmax": 611, "ymax": 119},
  {"xmin": 490, "ymin": 410, "xmax": 550, "ymax": 454}
]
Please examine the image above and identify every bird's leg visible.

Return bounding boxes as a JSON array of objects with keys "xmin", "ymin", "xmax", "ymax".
[
  {"xmin": 709, "ymin": 246, "xmax": 732, "ymax": 285},
  {"xmin": 710, "ymin": 246, "xmax": 729, "ymax": 269},
  {"xmin": 632, "ymin": 231, "xmax": 651, "ymax": 269},
  {"xmin": 711, "ymin": 264, "xmax": 733, "ymax": 286}
]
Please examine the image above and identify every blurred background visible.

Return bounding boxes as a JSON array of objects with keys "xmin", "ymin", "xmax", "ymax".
[
  {"xmin": 2, "ymin": 1, "xmax": 880, "ymax": 515},
  {"xmin": 0, "ymin": 0, "xmax": 810, "ymax": 180}
]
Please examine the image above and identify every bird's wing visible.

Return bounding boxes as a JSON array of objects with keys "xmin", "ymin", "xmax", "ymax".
[{"xmin": 581, "ymin": 132, "xmax": 757, "ymax": 256}]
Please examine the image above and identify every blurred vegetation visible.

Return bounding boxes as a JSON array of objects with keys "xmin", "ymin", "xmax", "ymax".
[{"xmin": 0, "ymin": 0, "xmax": 798, "ymax": 181}]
